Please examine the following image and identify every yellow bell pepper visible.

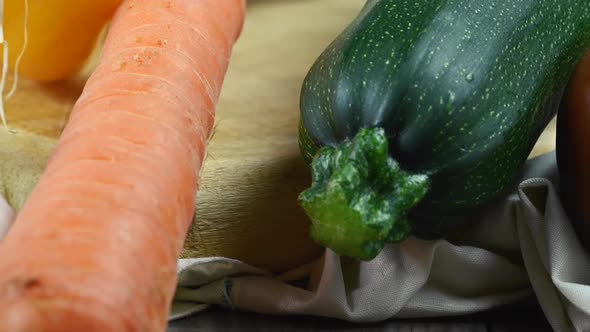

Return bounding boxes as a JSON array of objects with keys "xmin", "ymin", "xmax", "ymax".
[{"xmin": 3, "ymin": 0, "xmax": 122, "ymax": 82}]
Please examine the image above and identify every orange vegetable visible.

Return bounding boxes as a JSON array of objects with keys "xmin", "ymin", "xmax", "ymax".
[
  {"xmin": 2, "ymin": 0, "xmax": 123, "ymax": 81},
  {"xmin": 556, "ymin": 50, "xmax": 590, "ymax": 251},
  {"xmin": 0, "ymin": 0, "xmax": 245, "ymax": 331}
]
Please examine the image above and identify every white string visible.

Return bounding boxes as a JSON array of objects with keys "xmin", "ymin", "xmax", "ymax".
[
  {"xmin": 0, "ymin": 0, "xmax": 4, "ymax": 43},
  {"xmin": 6, "ymin": 0, "xmax": 28, "ymax": 101},
  {"xmin": 0, "ymin": 0, "xmax": 7, "ymax": 127},
  {"xmin": 0, "ymin": 0, "xmax": 30, "ymax": 127},
  {"xmin": 0, "ymin": 42, "xmax": 8, "ymax": 127}
]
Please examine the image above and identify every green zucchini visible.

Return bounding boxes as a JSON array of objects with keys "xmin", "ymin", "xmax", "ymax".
[{"xmin": 297, "ymin": 0, "xmax": 590, "ymax": 260}]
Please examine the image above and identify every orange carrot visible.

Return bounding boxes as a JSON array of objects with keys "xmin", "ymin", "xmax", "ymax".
[{"xmin": 0, "ymin": 0, "xmax": 245, "ymax": 331}]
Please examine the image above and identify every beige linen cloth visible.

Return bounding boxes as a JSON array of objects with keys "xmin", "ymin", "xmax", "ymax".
[{"xmin": 1, "ymin": 151, "xmax": 589, "ymax": 331}]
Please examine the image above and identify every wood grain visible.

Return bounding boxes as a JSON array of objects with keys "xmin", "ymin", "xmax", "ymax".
[{"xmin": 2, "ymin": 0, "xmax": 557, "ymax": 273}]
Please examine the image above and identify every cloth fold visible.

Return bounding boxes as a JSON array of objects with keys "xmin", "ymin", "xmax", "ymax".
[
  {"xmin": 170, "ymin": 152, "xmax": 590, "ymax": 331},
  {"xmin": 1, "ymin": 151, "xmax": 589, "ymax": 331}
]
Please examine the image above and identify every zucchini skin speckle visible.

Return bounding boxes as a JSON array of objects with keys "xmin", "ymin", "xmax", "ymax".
[{"xmin": 298, "ymin": 0, "xmax": 590, "ymax": 256}]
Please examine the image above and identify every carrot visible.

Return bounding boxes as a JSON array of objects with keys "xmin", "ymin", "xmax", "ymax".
[{"xmin": 0, "ymin": 0, "xmax": 245, "ymax": 331}]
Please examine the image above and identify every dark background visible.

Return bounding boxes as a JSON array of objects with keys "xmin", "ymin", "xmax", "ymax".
[{"xmin": 167, "ymin": 296, "xmax": 553, "ymax": 332}]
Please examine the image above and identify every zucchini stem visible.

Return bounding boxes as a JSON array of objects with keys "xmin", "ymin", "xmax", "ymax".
[{"xmin": 298, "ymin": 127, "xmax": 430, "ymax": 260}]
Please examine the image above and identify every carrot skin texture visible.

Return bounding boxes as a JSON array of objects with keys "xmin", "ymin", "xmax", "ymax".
[{"xmin": 0, "ymin": 0, "xmax": 246, "ymax": 331}]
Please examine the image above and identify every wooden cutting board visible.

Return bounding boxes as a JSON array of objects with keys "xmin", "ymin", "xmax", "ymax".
[{"xmin": 1, "ymin": 0, "xmax": 557, "ymax": 272}]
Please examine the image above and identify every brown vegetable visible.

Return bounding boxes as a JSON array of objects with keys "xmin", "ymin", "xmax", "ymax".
[{"xmin": 556, "ymin": 50, "xmax": 590, "ymax": 250}]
